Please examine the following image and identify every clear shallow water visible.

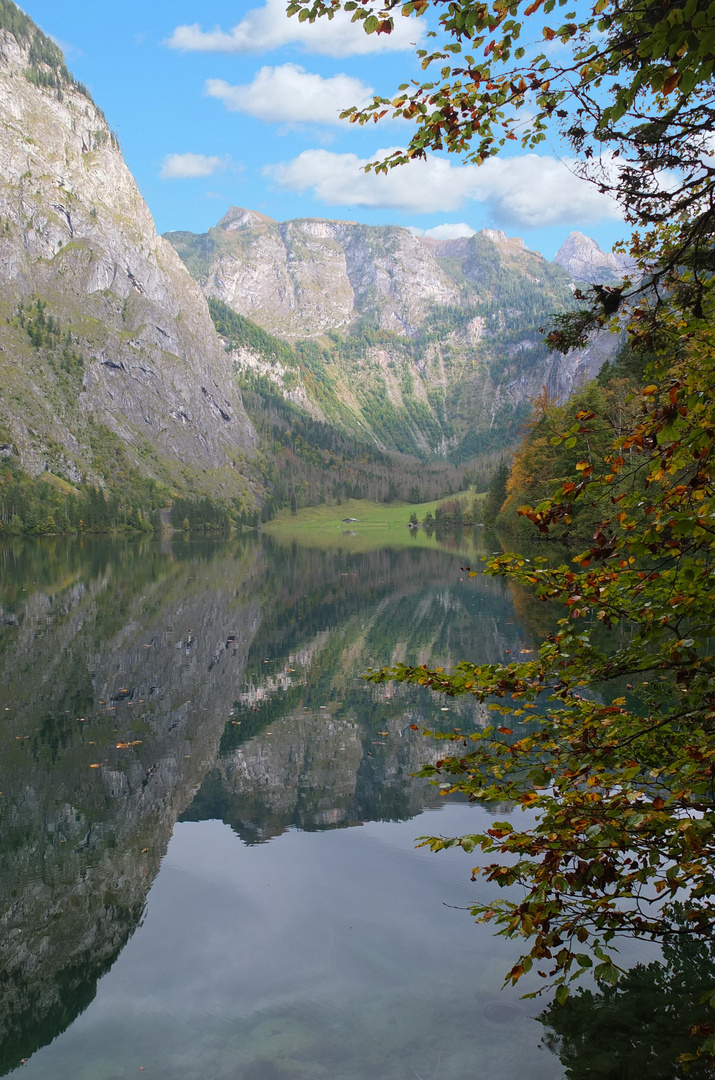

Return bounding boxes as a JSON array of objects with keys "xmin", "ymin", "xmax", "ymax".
[{"xmin": 0, "ymin": 534, "xmax": 704, "ymax": 1079}]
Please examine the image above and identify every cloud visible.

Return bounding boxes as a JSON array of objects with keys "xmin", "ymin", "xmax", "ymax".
[
  {"xmin": 265, "ymin": 148, "xmax": 623, "ymax": 227},
  {"xmin": 160, "ymin": 153, "xmax": 228, "ymax": 180},
  {"xmin": 205, "ymin": 65, "xmax": 373, "ymax": 125},
  {"xmin": 408, "ymin": 223, "xmax": 476, "ymax": 240},
  {"xmin": 165, "ymin": 0, "xmax": 422, "ymax": 57}
]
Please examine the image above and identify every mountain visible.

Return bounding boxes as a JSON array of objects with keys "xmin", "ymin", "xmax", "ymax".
[
  {"xmin": 167, "ymin": 208, "xmax": 572, "ymax": 341},
  {"xmin": 0, "ymin": 9, "xmax": 256, "ymax": 502},
  {"xmin": 167, "ymin": 211, "xmax": 618, "ymax": 463},
  {"xmin": 0, "ymin": 0, "xmax": 624, "ymax": 522},
  {"xmin": 554, "ymin": 230, "xmax": 633, "ymax": 283},
  {"xmin": 168, "ymin": 205, "xmax": 465, "ymax": 339}
]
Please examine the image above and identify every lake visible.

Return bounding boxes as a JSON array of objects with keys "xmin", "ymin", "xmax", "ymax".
[{"xmin": 0, "ymin": 533, "xmax": 691, "ymax": 1079}]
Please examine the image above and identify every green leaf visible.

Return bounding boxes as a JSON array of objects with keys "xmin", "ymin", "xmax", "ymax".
[{"xmin": 594, "ymin": 962, "xmax": 620, "ymax": 986}]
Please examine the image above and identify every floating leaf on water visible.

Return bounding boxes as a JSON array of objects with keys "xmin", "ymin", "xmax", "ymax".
[{"xmin": 89, "ymin": 763, "xmax": 103, "ymax": 769}]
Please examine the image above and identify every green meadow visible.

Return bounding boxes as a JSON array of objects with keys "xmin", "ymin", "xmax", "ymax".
[{"xmin": 263, "ymin": 493, "xmax": 486, "ymax": 554}]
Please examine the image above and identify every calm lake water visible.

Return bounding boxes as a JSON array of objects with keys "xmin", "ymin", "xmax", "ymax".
[{"xmin": 0, "ymin": 533, "xmax": 700, "ymax": 1079}]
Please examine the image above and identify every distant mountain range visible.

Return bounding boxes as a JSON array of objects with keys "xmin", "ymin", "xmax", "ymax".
[{"xmin": 166, "ymin": 210, "xmax": 622, "ymax": 463}]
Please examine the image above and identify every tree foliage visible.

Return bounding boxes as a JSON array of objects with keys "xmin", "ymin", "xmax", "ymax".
[
  {"xmin": 496, "ymin": 373, "xmax": 645, "ymax": 539},
  {"xmin": 367, "ymin": 317, "xmax": 715, "ymax": 1051},
  {"xmin": 483, "ymin": 458, "xmax": 510, "ymax": 526}
]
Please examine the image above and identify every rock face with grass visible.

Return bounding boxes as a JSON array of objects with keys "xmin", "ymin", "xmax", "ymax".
[
  {"xmin": 167, "ymin": 207, "xmax": 463, "ymax": 339},
  {"xmin": 169, "ymin": 212, "xmax": 619, "ymax": 459},
  {"xmin": 0, "ymin": 9, "xmax": 256, "ymax": 495}
]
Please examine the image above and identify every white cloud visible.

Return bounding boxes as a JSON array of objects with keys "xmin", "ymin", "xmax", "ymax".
[
  {"xmin": 265, "ymin": 147, "xmax": 623, "ymax": 227},
  {"xmin": 160, "ymin": 153, "xmax": 227, "ymax": 180},
  {"xmin": 205, "ymin": 65, "xmax": 373, "ymax": 125},
  {"xmin": 165, "ymin": 0, "xmax": 423, "ymax": 57},
  {"xmin": 408, "ymin": 223, "xmax": 476, "ymax": 240}
]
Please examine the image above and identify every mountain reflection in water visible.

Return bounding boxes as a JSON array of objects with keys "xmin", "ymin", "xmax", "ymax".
[{"xmin": 0, "ymin": 535, "xmax": 705, "ymax": 1079}]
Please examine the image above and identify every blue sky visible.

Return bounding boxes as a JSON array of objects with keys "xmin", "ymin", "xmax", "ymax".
[{"xmin": 21, "ymin": 0, "xmax": 627, "ymax": 258}]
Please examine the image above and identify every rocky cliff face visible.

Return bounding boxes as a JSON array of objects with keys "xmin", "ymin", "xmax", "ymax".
[
  {"xmin": 168, "ymin": 210, "xmax": 617, "ymax": 459},
  {"xmin": 167, "ymin": 208, "xmax": 559, "ymax": 340},
  {"xmin": 0, "ymin": 23, "xmax": 256, "ymax": 495},
  {"xmin": 0, "ymin": 0, "xmax": 624, "ymax": 490},
  {"xmin": 196, "ymin": 206, "xmax": 463, "ymax": 338}
]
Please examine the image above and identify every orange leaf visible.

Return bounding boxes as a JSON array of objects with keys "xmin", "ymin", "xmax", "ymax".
[{"xmin": 663, "ymin": 70, "xmax": 680, "ymax": 94}]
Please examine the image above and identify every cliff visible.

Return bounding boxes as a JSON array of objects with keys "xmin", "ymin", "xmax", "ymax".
[
  {"xmin": 168, "ymin": 211, "xmax": 618, "ymax": 460},
  {"xmin": 0, "ymin": 13, "xmax": 256, "ymax": 497}
]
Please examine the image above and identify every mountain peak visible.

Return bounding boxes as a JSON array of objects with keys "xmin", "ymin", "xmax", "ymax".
[
  {"xmin": 554, "ymin": 231, "xmax": 631, "ymax": 283},
  {"xmin": 217, "ymin": 207, "xmax": 276, "ymax": 231},
  {"xmin": 479, "ymin": 228, "xmax": 526, "ymax": 249}
]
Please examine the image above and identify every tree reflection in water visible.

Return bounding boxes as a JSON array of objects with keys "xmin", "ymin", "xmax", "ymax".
[{"xmin": 539, "ymin": 929, "xmax": 715, "ymax": 1079}]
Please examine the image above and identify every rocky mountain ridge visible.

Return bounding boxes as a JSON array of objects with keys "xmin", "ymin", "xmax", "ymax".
[
  {"xmin": 167, "ymin": 210, "xmax": 622, "ymax": 461},
  {"xmin": 169, "ymin": 205, "xmax": 465, "ymax": 339}
]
